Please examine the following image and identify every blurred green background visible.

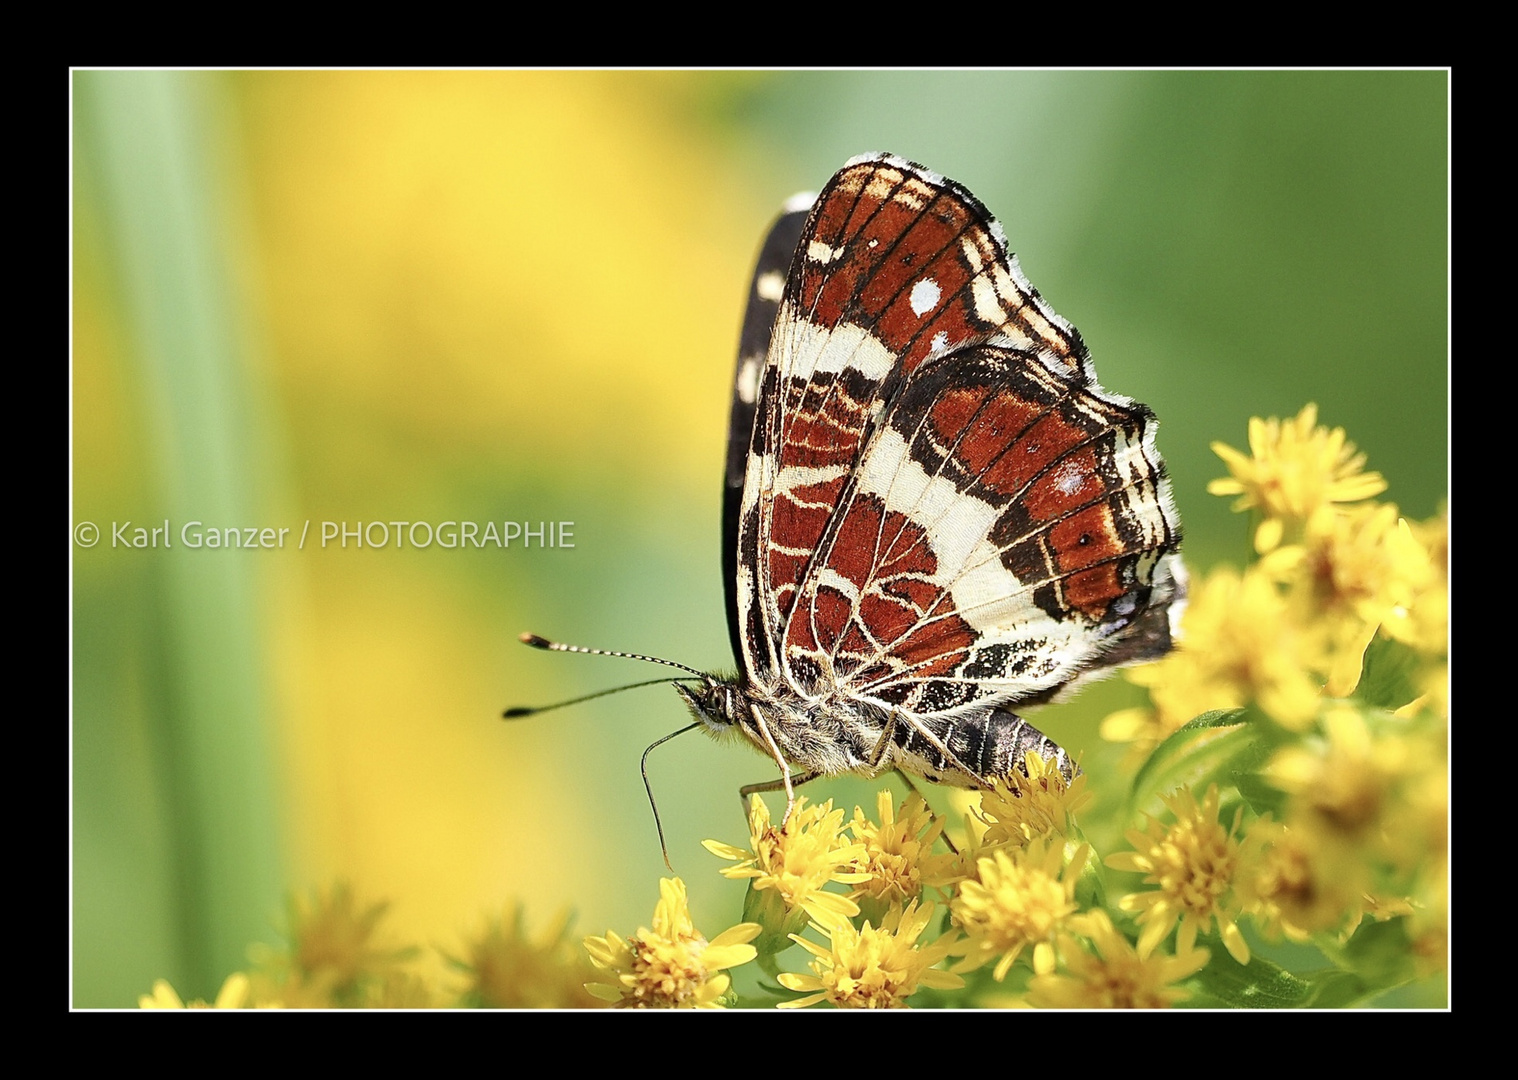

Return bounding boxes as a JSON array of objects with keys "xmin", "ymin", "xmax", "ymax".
[{"xmin": 72, "ymin": 71, "xmax": 1447, "ymax": 1006}]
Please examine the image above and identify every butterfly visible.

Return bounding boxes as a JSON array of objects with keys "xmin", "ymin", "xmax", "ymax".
[{"xmin": 523, "ymin": 153, "xmax": 1184, "ymax": 820}]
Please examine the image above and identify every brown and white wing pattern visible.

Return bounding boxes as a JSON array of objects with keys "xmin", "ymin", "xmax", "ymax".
[{"xmin": 733, "ymin": 153, "xmax": 1183, "ymax": 721}]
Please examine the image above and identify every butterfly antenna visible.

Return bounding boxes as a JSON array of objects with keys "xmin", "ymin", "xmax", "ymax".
[
  {"xmin": 642, "ymin": 723, "xmax": 701, "ymax": 871},
  {"xmin": 502, "ymin": 677, "xmax": 697, "ymax": 719},
  {"xmin": 510, "ymin": 633, "xmax": 708, "ymax": 869},
  {"xmin": 517, "ymin": 632, "xmax": 709, "ymax": 679}
]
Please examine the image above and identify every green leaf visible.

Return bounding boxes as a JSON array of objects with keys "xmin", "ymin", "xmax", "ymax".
[
  {"xmin": 1357, "ymin": 636, "xmax": 1423, "ymax": 710},
  {"xmin": 1185, "ymin": 950, "xmax": 1320, "ymax": 1008},
  {"xmin": 1322, "ymin": 916, "xmax": 1421, "ymax": 987},
  {"xmin": 1233, "ymin": 772, "xmax": 1289, "ymax": 818},
  {"xmin": 1128, "ymin": 709, "xmax": 1283, "ymax": 816}
]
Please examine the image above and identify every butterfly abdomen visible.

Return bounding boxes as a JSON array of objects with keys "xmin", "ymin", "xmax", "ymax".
[{"xmin": 891, "ymin": 707, "xmax": 1077, "ymax": 786}]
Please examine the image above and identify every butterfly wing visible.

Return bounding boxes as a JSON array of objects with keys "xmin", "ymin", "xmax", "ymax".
[
  {"xmin": 738, "ymin": 153, "xmax": 1183, "ymax": 715},
  {"xmin": 724, "ymin": 195, "xmax": 813, "ymax": 671}
]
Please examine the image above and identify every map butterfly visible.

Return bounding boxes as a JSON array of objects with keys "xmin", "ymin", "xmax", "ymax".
[{"xmin": 523, "ymin": 153, "xmax": 1185, "ymax": 819}]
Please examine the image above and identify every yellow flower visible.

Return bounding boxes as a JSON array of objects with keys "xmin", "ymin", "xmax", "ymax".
[
  {"xmin": 1382, "ymin": 512, "xmax": 1449, "ymax": 662},
  {"xmin": 977, "ymin": 749, "xmax": 1091, "ymax": 846},
  {"xmin": 847, "ymin": 791, "xmax": 959, "ymax": 925},
  {"xmin": 951, "ymin": 838, "xmax": 1089, "ymax": 979},
  {"xmin": 704, "ymin": 794, "xmax": 870, "ymax": 936},
  {"xmin": 1027, "ymin": 910, "xmax": 1209, "ymax": 1009},
  {"xmin": 777, "ymin": 900, "xmax": 962, "ymax": 1008},
  {"xmin": 139, "ymin": 972, "xmax": 251, "ymax": 1009},
  {"xmin": 1281, "ymin": 503, "xmax": 1435, "ymax": 695},
  {"xmin": 1389, "ymin": 746, "xmax": 1448, "ymax": 869},
  {"xmin": 1341, "ymin": 892, "xmax": 1417, "ymax": 940},
  {"xmin": 1302, "ymin": 504, "xmax": 1425, "ymax": 624},
  {"xmin": 1110, "ymin": 565, "xmax": 1323, "ymax": 738},
  {"xmin": 1267, "ymin": 707, "xmax": 1398, "ymax": 844},
  {"xmin": 245, "ymin": 882, "xmax": 417, "ymax": 1007},
  {"xmin": 583, "ymin": 877, "xmax": 760, "ymax": 1008},
  {"xmin": 1408, "ymin": 855, "xmax": 1448, "ymax": 975},
  {"xmin": 1208, "ymin": 403, "xmax": 1387, "ymax": 552},
  {"xmin": 1272, "ymin": 705, "xmax": 1446, "ymax": 878},
  {"xmin": 455, "ymin": 902, "xmax": 600, "ymax": 1008},
  {"xmin": 1107, "ymin": 784, "xmax": 1251, "ymax": 964},
  {"xmin": 1236, "ymin": 817, "xmax": 1367, "ymax": 941}
]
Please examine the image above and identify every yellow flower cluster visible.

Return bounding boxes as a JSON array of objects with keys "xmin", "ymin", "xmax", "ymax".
[
  {"xmin": 777, "ymin": 900, "xmax": 963, "ymax": 1008},
  {"xmin": 453, "ymin": 902, "xmax": 601, "ymax": 1008},
  {"xmin": 1245, "ymin": 706, "xmax": 1447, "ymax": 954},
  {"xmin": 139, "ymin": 407, "xmax": 1444, "ymax": 1009},
  {"xmin": 847, "ymin": 790, "xmax": 960, "ymax": 927},
  {"xmin": 1104, "ymin": 404, "xmax": 1447, "ymax": 747},
  {"xmin": 243, "ymin": 882, "xmax": 426, "ymax": 1008},
  {"xmin": 706, "ymin": 791, "xmax": 968, "ymax": 1007},
  {"xmin": 1095, "ymin": 405, "xmax": 1447, "ymax": 982},
  {"xmin": 699, "ymin": 773, "xmax": 1211, "ymax": 1008},
  {"xmin": 1027, "ymin": 909, "xmax": 1210, "ymax": 1009},
  {"xmin": 141, "ymin": 882, "xmax": 611, "ymax": 1009}
]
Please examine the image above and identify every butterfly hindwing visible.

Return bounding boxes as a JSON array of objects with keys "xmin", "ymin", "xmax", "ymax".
[
  {"xmin": 738, "ymin": 154, "xmax": 1182, "ymax": 718},
  {"xmin": 801, "ymin": 342, "xmax": 1181, "ymax": 713}
]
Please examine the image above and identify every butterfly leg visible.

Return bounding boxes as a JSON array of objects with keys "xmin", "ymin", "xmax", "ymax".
[
  {"xmin": 892, "ymin": 768, "xmax": 960, "ymax": 856},
  {"xmin": 865, "ymin": 712, "xmax": 899, "ymax": 773},
  {"xmin": 748, "ymin": 703, "xmax": 807, "ymax": 824},
  {"xmin": 738, "ymin": 770, "xmax": 821, "ymax": 811},
  {"xmin": 870, "ymin": 716, "xmax": 965, "ymax": 854}
]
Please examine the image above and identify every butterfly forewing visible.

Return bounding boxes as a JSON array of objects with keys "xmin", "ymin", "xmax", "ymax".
[
  {"xmin": 738, "ymin": 154, "xmax": 1182, "ymax": 723},
  {"xmin": 725, "ymin": 197, "xmax": 814, "ymax": 671}
]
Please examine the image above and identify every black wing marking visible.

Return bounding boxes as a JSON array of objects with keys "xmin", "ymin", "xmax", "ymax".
[{"xmin": 723, "ymin": 196, "xmax": 813, "ymax": 671}]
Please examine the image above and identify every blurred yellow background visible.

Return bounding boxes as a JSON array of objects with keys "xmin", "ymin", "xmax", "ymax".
[{"xmin": 72, "ymin": 70, "xmax": 1447, "ymax": 1006}]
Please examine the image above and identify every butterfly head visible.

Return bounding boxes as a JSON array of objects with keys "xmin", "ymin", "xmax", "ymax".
[{"xmin": 674, "ymin": 675, "xmax": 747, "ymax": 739}]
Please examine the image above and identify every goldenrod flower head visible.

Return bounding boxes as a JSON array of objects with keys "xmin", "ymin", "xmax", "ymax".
[
  {"xmin": 978, "ymin": 750, "xmax": 1092, "ymax": 846},
  {"xmin": 848, "ymin": 791, "xmax": 959, "ymax": 925},
  {"xmin": 951, "ymin": 838, "xmax": 1089, "ymax": 980},
  {"xmin": 1302, "ymin": 504, "xmax": 1423, "ymax": 625},
  {"xmin": 1273, "ymin": 707, "xmax": 1446, "ymax": 881},
  {"xmin": 1236, "ymin": 817, "xmax": 1367, "ymax": 940},
  {"xmin": 1268, "ymin": 707, "xmax": 1398, "ymax": 844},
  {"xmin": 703, "ymin": 794, "xmax": 870, "ymax": 935},
  {"xmin": 1381, "ymin": 514, "xmax": 1449, "ymax": 661},
  {"xmin": 1027, "ymin": 910, "xmax": 1209, "ymax": 1009},
  {"xmin": 1107, "ymin": 784, "xmax": 1251, "ymax": 964},
  {"xmin": 1208, "ymin": 403, "xmax": 1387, "ymax": 552},
  {"xmin": 1408, "ymin": 855, "xmax": 1448, "ymax": 975},
  {"xmin": 1280, "ymin": 503, "xmax": 1436, "ymax": 695},
  {"xmin": 139, "ymin": 973, "xmax": 251, "ymax": 1009},
  {"xmin": 777, "ymin": 900, "xmax": 962, "ymax": 1008},
  {"xmin": 456, "ymin": 903, "xmax": 600, "ymax": 1009},
  {"xmin": 1391, "ymin": 747, "xmax": 1449, "ymax": 867},
  {"xmin": 245, "ymin": 882, "xmax": 416, "ymax": 1007},
  {"xmin": 583, "ymin": 877, "xmax": 760, "ymax": 1009},
  {"xmin": 1119, "ymin": 566, "xmax": 1323, "ymax": 734}
]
